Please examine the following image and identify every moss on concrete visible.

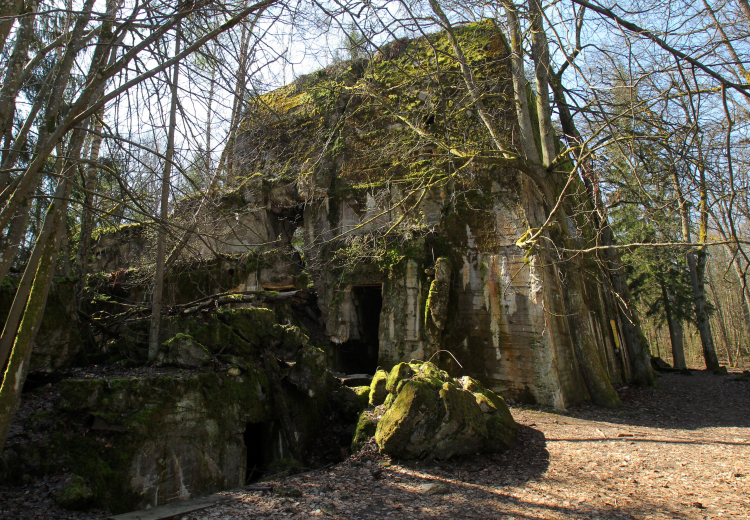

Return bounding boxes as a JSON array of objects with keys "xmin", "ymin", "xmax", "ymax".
[
  {"xmin": 351, "ymin": 411, "xmax": 379, "ymax": 453},
  {"xmin": 369, "ymin": 370, "xmax": 388, "ymax": 406},
  {"xmin": 54, "ymin": 475, "xmax": 93, "ymax": 510},
  {"xmin": 369, "ymin": 362, "xmax": 516, "ymax": 459},
  {"xmin": 385, "ymin": 362, "xmax": 414, "ymax": 394}
]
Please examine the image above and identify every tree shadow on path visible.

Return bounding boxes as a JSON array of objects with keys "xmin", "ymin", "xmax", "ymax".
[{"xmin": 559, "ymin": 370, "xmax": 750, "ymax": 432}]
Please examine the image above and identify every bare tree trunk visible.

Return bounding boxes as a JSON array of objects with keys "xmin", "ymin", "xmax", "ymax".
[
  {"xmin": 148, "ymin": 29, "xmax": 181, "ymax": 361},
  {"xmin": 0, "ymin": 197, "xmax": 30, "ymax": 282},
  {"xmin": 527, "ymin": 0, "xmax": 555, "ymax": 166},
  {"xmin": 736, "ymin": 0, "xmax": 750, "ymax": 27},
  {"xmin": 0, "ymin": 0, "xmax": 23, "ymax": 58},
  {"xmin": 0, "ymin": 133, "xmax": 84, "ymax": 368},
  {"xmin": 0, "ymin": 0, "xmax": 39, "ymax": 173},
  {"xmin": 672, "ymin": 167, "xmax": 720, "ymax": 371},
  {"xmin": 708, "ymin": 270, "xmax": 734, "ymax": 366},
  {"xmin": 0, "ymin": 214, "xmax": 66, "ymax": 455},
  {"xmin": 74, "ymin": 0, "xmax": 117, "ymax": 286},
  {"xmin": 227, "ymin": 12, "xmax": 252, "ymax": 184},
  {"xmin": 75, "ymin": 116, "xmax": 104, "ymax": 285},
  {"xmin": 503, "ymin": 1, "xmax": 540, "ymax": 163},
  {"xmin": 661, "ymin": 280, "xmax": 686, "ymax": 369}
]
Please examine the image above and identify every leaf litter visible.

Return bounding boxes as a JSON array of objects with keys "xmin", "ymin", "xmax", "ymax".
[{"xmin": 2, "ymin": 370, "xmax": 748, "ymax": 519}]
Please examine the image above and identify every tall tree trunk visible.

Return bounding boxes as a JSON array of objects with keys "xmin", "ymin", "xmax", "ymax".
[
  {"xmin": 0, "ymin": 201, "xmax": 68, "ymax": 454},
  {"xmin": 672, "ymin": 169, "xmax": 720, "ymax": 371},
  {"xmin": 661, "ymin": 280, "xmax": 686, "ymax": 369},
  {"xmin": 0, "ymin": 133, "xmax": 84, "ymax": 368},
  {"xmin": 0, "ymin": 0, "xmax": 39, "ymax": 173},
  {"xmin": 708, "ymin": 270, "xmax": 734, "ymax": 366},
  {"xmin": 527, "ymin": 0, "xmax": 555, "ymax": 166},
  {"xmin": 0, "ymin": 0, "xmax": 23, "ymax": 58},
  {"xmin": 0, "ymin": 197, "xmax": 30, "ymax": 282},
  {"xmin": 75, "ymin": 117, "xmax": 104, "ymax": 285},
  {"xmin": 736, "ymin": 0, "xmax": 750, "ymax": 27},
  {"xmin": 503, "ymin": 1, "xmax": 540, "ymax": 163},
  {"xmin": 148, "ymin": 30, "xmax": 181, "ymax": 361},
  {"xmin": 74, "ymin": 0, "xmax": 117, "ymax": 287}
]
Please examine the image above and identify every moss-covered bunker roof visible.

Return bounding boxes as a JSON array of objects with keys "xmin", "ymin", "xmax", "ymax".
[{"xmin": 236, "ymin": 20, "xmax": 516, "ymax": 191}]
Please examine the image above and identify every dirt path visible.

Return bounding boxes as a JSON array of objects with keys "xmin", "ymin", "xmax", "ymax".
[{"xmin": 2, "ymin": 370, "xmax": 748, "ymax": 519}]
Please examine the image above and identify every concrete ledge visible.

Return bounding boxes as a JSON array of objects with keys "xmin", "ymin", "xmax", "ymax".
[{"xmin": 107, "ymin": 495, "xmax": 231, "ymax": 520}]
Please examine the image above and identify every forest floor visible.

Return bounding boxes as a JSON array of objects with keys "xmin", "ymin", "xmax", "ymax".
[{"xmin": 2, "ymin": 369, "xmax": 749, "ymax": 519}]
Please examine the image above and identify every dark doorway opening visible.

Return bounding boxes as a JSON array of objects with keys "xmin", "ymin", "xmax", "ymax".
[
  {"xmin": 338, "ymin": 285, "xmax": 382, "ymax": 374},
  {"xmin": 243, "ymin": 423, "xmax": 268, "ymax": 482}
]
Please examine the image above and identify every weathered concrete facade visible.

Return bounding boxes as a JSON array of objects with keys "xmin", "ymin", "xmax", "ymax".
[{"xmin": 92, "ymin": 21, "xmax": 631, "ymax": 408}]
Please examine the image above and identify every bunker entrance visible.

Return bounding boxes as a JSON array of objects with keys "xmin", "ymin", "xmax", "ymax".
[
  {"xmin": 243, "ymin": 423, "xmax": 270, "ymax": 483},
  {"xmin": 339, "ymin": 284, "xmax": 383, "ymax": 375}
]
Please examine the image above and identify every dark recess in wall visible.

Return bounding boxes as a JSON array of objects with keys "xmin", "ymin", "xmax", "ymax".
[{"xmin": 336, "ymin": 285, "xmax": 383, "ymax": 374}]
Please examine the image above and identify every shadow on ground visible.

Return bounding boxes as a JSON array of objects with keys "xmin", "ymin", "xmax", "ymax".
[{"xmin": 559, "ymin": 370, "xmax": 750, "ymax": 431}]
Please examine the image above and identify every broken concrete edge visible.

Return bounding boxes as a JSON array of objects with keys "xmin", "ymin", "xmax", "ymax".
[{"xmin": 107, "ymin": 494, "xmax": 232, "ymax": 520}]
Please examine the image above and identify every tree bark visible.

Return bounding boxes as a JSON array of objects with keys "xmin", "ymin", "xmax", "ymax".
[
  {"xmin": 0, "ymin": 0, "xmax": 38, "ymax": 172},
  {"xmin": 0, "ymin": 0, "xmax": 23, "ymax": 58},
  {"xmin": 672, "ymin": 169, "xmax": 720, "ymax": 371},
  {"xmin": 75, "ymin": 116, "xmax": 104, "ymax": 286},
  {"xmin": 148, "ymin": 29, "xmax": 182, "ymax": 361},
  {"xmin": 661, "ymin": 280, "xmax": 686, "ymax": 369},
  {"xmin": 708, "ymin": 271, "xmax": 734, "ymax": 366},
  {"xmin": 0, "ymin": 197, "xmax": 30, "ymax": 283},
  {"xmin": 503, "ymin": 1, "xmax": 540, "ymax": 163},
  {"xmin": 527, "ymin": 0, "xmax": 556, "ymax": 166},
  {"xmin": 0, "ymin": 132, "xmax": 84, "ymax": 369},
  {"xmin": 736, "ymin": 0, "xmax": 750, "ymax": 27},
  {"xmin": 0, "ymin": 203, "xmax": 67, "ymax": 455}
]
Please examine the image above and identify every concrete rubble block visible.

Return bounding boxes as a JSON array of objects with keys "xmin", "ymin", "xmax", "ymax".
[
  {"xmin": 153, "ymin": 333, "xmax": 210, "ymax": 368},
  {"xmin": 373, "ymin": 361, "xmax": 516, "ymax": 459}
]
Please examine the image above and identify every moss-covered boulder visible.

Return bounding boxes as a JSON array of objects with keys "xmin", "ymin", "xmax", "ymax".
[
  {"xmin": 369, "ymin": 369, "xmax": 388, "ymax": 406},
  {"xmin": 385, "ymin": 362, "xmax": 413, "ymax": 394},
  {"xmin": 368, "ymin": 361, "xmax": 516, "ymax": 459},
  {"xmin": 153, "ymin": 333, "xmax": 210, "ymax": 368}
]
